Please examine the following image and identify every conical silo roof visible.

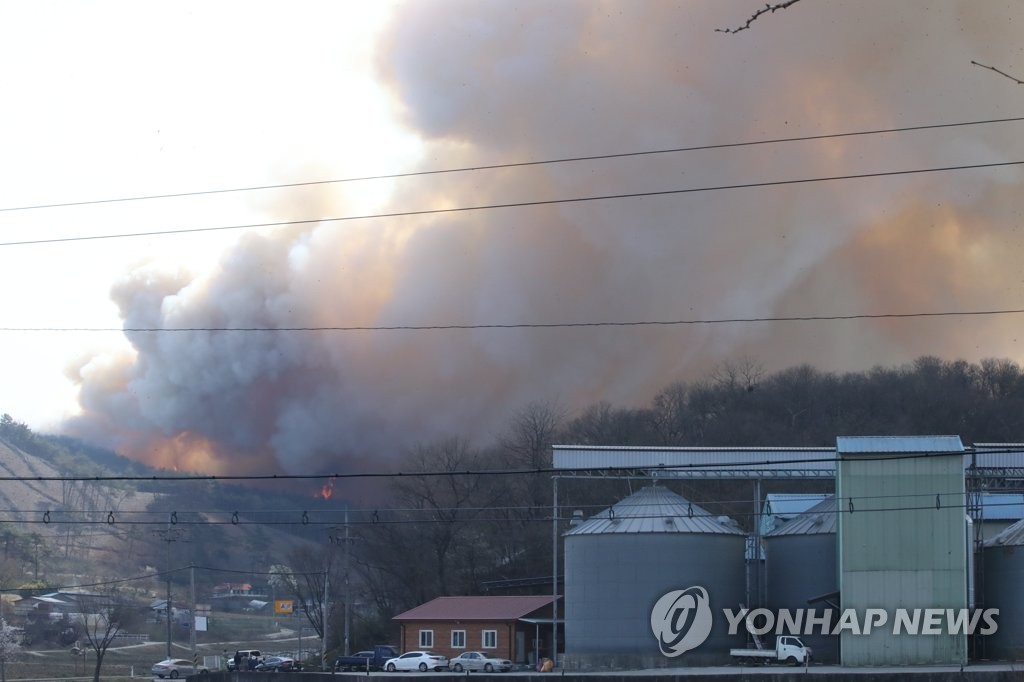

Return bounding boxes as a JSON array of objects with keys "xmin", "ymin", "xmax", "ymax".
[
  {"xmin": 766, "ymin": 495, "xmax": 837, "ymax": 536},
  {"xmin": 984, "ymin": 517, "xmax": 1024, "ymax": 547},
  {"xmin": 564, "ymin": 485, "xmax": 744, "ymax": 536}
]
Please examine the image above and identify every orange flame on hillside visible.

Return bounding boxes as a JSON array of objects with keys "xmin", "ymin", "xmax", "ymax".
[{"xmin": 318, "ymin": 479, "xmax": 335, "ymax": 500}]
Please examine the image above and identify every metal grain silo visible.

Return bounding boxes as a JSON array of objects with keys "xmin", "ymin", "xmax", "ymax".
[
  {"xmin": 981, "ymin": 519, "xmax": 1024, "ymax": 660},
  {"xmin": 563, "ymin": 485, "xmax": 746, "ymax": 669},
  {"xmin": 764, "ymin": 495, "xmax": 839, "ymax": 663}
]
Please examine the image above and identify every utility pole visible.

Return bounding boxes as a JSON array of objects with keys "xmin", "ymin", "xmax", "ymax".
[
  {"xmin": 551, "ymin": 477, "xmax": 558, "ymax": 667},
  {"xmin": 341, "ymin": 508, "xmax": 351, "ymax": 657},
  {"xmin": 322, "ymin": 569, "xmax": 329, "ymax": 671},
  {"xmin": 152, "ymin": 526, "xmax": 186, "ymax": 660},
  {"xmin": 190, "ymin": 565, "xmax": 197, "ymax": 671},
  {"xmin": 328, "ymin": 516, "xmax": 353, "ymax": 663}
]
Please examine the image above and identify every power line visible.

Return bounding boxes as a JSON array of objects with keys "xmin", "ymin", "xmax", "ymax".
[
  {"xmin": 27, "ymin": 565, "xmax": 326, "ymax": 593},
  {"xmin": 4, "ymin": 306, "xmax": 1024, "ymax": 333},
  {"xmin": 2, "ymin": 158, "xmax": 1022, "ymax": 247},
  {"xmin": 3, "ymin": 115, "xmax": 1022, "ymax": 214},
  {"xmin": 0, "ymin": 447, "xmax": 1018, "ymax": 482},
  {"xmin": 6, "ymin": 488, "xmax": 1004, "ymax": 521},
  {"xmin": 4, "ymin": 497, "xmax": 1018, "ymax": 528}
]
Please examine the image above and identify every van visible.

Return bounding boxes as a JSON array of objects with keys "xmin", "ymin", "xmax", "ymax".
[{"xmin": 227, "ymin": 650, "xmax": 262, "ymax": 671}]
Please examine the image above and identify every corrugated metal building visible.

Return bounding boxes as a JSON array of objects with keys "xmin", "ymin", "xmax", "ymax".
[
  {"xmin": 552, "ymin": 438, "xmax": 1024, "ymax": 667},
  {"xmin": 552, "ymin": 444, "xmax": 1024, "ymax": 477},
  {"xmin": 837, "ymin": 436, "xmax": 968, "ymax": 666}
]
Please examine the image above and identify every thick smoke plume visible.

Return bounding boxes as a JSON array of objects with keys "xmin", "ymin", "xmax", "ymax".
[{"xmin": 66, "ymin": 1, "xmax": 1024, "ymax": 475}]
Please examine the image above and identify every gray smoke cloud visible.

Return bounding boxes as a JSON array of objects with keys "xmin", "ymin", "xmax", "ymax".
[{"xmin": 66, "ymin": 1, "xmax": 1024, "ymax": 475}]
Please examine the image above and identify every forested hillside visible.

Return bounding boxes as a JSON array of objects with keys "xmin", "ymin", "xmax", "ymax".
[
  {"xmin": 5, "ymin": 355, "xmax": 1024, "ymax": 645},
  {"xmin": 348, "ymin": 355, "xmax": 1024, "ymax": 627}
]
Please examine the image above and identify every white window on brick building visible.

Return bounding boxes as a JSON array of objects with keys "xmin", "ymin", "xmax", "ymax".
[
  {"xmin": 419, "ymin": 630, "xmax": 434, "ymax": 648},
  {"xmin": 451, "ymin": 630, "xmax": 466, "ymax": 648},
  {"xmin": 482, "ymin": 630, "xmax": 497, "ymax": 649}
]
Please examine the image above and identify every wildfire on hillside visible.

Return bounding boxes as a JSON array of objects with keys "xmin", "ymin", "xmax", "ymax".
[{"xmin": 318, "ymin": 479, "xmax": 335, "ymax": 501}]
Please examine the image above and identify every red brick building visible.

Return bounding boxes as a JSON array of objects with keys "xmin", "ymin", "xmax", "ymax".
[{"xmin": 393, "ymin": 595, "xmax": 561, "ymax": 665}]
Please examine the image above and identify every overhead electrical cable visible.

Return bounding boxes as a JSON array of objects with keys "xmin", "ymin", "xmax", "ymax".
[
  {"xmin": 3, "ymin": 498, "xmax": 1017, "ymax": 527},
  {"xmin": 1, "ymin": 158, "xmax": 1022, "ymax": 247},
  {"xmin": 0, "ymin": 447, "xmax": 1017, "ymax": 482},
  {"xmin": 4, "ymin": 306, "xmax": 1024, "ymax": 333},
  {"xmin": 30, "ymin": 565, "xmax": 325, "ymax": 593},
  {"xmin": 2, "ymin": 115, "xmax": 1022, "ymax": 213},
  {"xmin": 8, "ymin": 488, "xmax": 998, "ymax": 523}
]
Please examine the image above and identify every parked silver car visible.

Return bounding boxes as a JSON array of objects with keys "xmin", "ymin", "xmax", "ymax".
[
  {"xmin": 254, "ymin": 656, "xmax": 299, "ymax": 672},
  {"xmin": 152, "ymin": 658, "xmax": 208, "ymax": 678},
  {"xmin": 450, "ymin": 651, "xmax": 513, "ymax": 673}
]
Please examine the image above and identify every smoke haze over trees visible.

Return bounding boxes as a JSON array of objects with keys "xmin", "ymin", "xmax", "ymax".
[
  {"xmin": 48, "ymin": 0, "xmax": 1024, "ymax": 480},
  {"xmin": 5, "ymin": 4, "xmax": 1024, "ymax": 640},
  {"xmin": 349, "ymin": 354, "xmax": 1024, "ymax": 620},
  {"xmin": 7, "ymin": 354, "xmax": 1024, "ymax": 649}
]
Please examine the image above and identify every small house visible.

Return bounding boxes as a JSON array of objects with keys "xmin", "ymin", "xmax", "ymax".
[{"xmin": 393, "ymin": 595, "xmax": 560, "ymax": 666}]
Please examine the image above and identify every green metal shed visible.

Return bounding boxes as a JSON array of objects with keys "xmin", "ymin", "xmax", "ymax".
[{"xmin": 837, "ymin": 435, "xmax": 968, "ymax": 666}]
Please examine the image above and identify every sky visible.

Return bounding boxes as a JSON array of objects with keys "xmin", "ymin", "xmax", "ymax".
[{"xmin": 1, "ymin": 1, "xmax": 1023, "ymax": 477}]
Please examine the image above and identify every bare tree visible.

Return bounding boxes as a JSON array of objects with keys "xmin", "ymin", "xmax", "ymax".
[
  {"xmin": 718, "ymin": 2, "xmax": 1024, "ymax": 84},
  {"xmin": 717, "ymin": 0, "xmax": 803, "ymax": 34},
  {"xmin": 498, "ymin": 400, "xmax": 566, "ymax": 470},
  {"xmin": 970, "ymin": 60, "xmax": 1024, "ymax": 85},
  {"xmin": 76, "ymin": 592, "xmax": 140, "ymax": 682},
  {"xmin": 269, "ymin": 554, "xmax": 330, "ymax": 641},
  {"xmin": 354, "ymin": 437, "xmax": 508, "ymax": 612},
  {"xmin": 496, "ymin": 400, "xmax": 565, "ymax": 515},
  {"xmin": 562, "ymin": 402, "xmax": 656, "ymax": 445},
  {"xmin": 709, "ymin": 357, "xmax": 765, "ymax": 394},
  {"xmin": 392, "ymin": 438, "xmax": 501, "ymax": 595}
]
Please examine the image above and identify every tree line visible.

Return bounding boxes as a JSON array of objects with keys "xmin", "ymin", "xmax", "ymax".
[
  {"xmin": 7, "ymin": 355, "xmax": 1024, "ymax": 654},
  {"xmin": 337, "ymin": 355, "xmax": 1024, "ymax": 647}
]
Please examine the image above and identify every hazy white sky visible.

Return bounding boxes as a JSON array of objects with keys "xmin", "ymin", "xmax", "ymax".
[
  {"xmin": 0, "ymin": 1, "xmax": 418, "ymax": 429},
  {"xmin": 2, "ymin": 1, "xmax": 1023, "ymax": 475}
]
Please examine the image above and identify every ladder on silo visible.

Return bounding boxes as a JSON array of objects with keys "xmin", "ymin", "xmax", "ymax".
[{"xmin": 744, "ymin": 609, "xmax": 765, "ymax": 650}]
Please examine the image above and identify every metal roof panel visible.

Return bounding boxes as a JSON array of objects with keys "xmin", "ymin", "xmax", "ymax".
[
  {"xmin": 836, "ymin": 435, "xmax": 964, "ymax": 454},
  {"xmin": 393, "ymin": 595, "xmax": 557, "ymax": 621},
  {"xmin": 984, "ymin": 517, "xmax": 1024, "ymax": 547},
  {"xmin": 979, "ymin": 493, "xmax": 1024, "ymax": 521},
  {"xmin": 766, "ymin": 496, "xmax": 837, "ymax": 536},
  {"xmin": 564, "ymin": 485, "xmax": 745, "ymax": 536}
]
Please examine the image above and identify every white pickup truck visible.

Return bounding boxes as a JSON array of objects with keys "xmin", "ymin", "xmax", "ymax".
[{"xmin": 730, "ymin": 635, "xmax": 812, "ymax": 665}]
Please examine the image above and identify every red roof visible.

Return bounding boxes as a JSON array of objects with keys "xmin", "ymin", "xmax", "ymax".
[{"xmin": 393, "ymin": 595, "xmax": 559, "ymax": 622}]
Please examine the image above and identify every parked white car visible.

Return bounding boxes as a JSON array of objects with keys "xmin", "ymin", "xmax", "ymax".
[
  {"xmin": 384, "ymin": 651, "xmax": 449, "ymax": 672},
  {"xmin": 450, "ymin": 651, "xmax": 513, "ymax": 672}
]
